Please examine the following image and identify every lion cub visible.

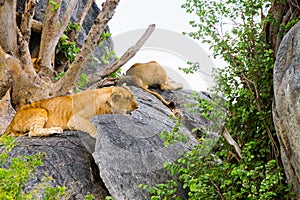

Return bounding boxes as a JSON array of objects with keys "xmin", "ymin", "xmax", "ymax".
[
  {"xmin": 5, "ymin": 86, "xmax": 138, "ymax": 138},
  {"xmin": 118, "ymin": 61, "xmax": 183, "ymax": 108}
]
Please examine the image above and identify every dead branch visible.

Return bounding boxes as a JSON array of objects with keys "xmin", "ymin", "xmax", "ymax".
[
  {"xmin": 38, "ymin": 0, "xmax": 78, "ymax": 78},
  {"xmin": 20, "ymin": 0, "xmax": 36, "ymax": 43},
  {"xmin": 16, "ymin": 27, "xmax": 36, "ymax": 75},
  {"xmin": 32, "ymin": 19, "xmax": 43, "ymax": 33},
  {"xmin": 59, "ymin": 0, "xmax": 78, "ymax": 38},
  {"xmin": 69, "ymin": 0, "xmax": 95, "ymax": 41},
  {"xmin": 78, "ymin": 0, "xmax": 95, "ymax": 28},
  {"xmin": 0, "ymin": 0, "xmax": 17, "ymax": 55},
  {"xmin": 17, "ymin": 0, "xmax": 36, "ymax": 70},
  {"xmin": 86, "ymin": 24, "xmax": 156, "ymax": 87},
  {"xmin": 221, "ymin": 125, "xmax": 242, "ymax": 159},
  {"xmin": 53, "ymin": 0, "xmax": 120, "ymax": 95},
  {"xmin": 38, "ymin": 0, "xmax": 62, "ymax": 75},
  {"xmin": 88, "ymin": 77, "xmax": 118, "ymax": 89}
]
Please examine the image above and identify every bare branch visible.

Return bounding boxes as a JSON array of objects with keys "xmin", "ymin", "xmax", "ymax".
[
  {"xmin": 16, "ymin": 27, "xmax": 36, "ymax": 76},
  {"xmin": 0, "ymin": 0, "xmax": 17, "ymax": 55},
  {"xmin": 222, "ymin": 126, "xmax": 242, "ymax": 159},
  {"xmin": 20, "ymin": 0, "xmax": 36, "ymax": 43},
  {"xmin": 38, "ymin": 0, "xmax": 77, "ymax": 78},
  {"xmin": 59, "ymin": 0, "xmax": 78, "ymax": 38},
  {"xmin": 32, "ymin": 19, "xmax": 43, "ymax": 33},
  {"xmin": 88, "ymin": 77, "xmax": 117, "ymax": 89},
  {"xmin": 69, "ymin": 0, "xmax": 95, "ymax": 41},
  {"xmin": 38, "ymin": 0, "xmax": 62, "ymax": 73},
  {"xmin": 87, "ymin": 24, "xmax": 156, "ymax": 87},
  {"xmin": 18, "ymin": 0, "xmax": 37, "ymax": 73},
  {"xmin": 53, "ymin": 0, "xmax": 120, "ymax": 95},
  {"xmin": 79, "ymin": 0, "xmax": 95, "ymax": 27}
]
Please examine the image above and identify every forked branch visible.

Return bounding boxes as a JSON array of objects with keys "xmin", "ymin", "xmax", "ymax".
[{"xmin": 53, "ymin": 0, "xmax": 120, "ymax": 95}]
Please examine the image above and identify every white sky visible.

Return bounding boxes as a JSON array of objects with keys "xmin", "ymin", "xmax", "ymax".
[
  {"xmin": 96, "ymin": 0, "xmax": 195, "ymax": 34},
  {"xmin": 95, "ymin": 0, "xmax": 222, "ymax": 91}
]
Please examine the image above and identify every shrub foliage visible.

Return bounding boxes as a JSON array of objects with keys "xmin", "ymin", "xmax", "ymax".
[{"xmin": 142, "ymin": 0, "xmax": 296, "ymax": 199}]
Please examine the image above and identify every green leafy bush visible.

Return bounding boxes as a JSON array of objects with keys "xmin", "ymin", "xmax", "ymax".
[
  {"xmin": 56, "ymin": 36, "xmax": 80, "ymax": 63},
  {"xmin": 142, "ymin": 0, "xmax": 296, "ymax": 199},
  {"xmin": 0, "ymin": 135, "xmax": 69, "ymax": 199},
  {"xmin": 0, "ymin": 135, "xmax": 43, "ymax": 199},
  {"xmin": 159, "ymin": 116, "xmax": 190, "ymax": 146}
]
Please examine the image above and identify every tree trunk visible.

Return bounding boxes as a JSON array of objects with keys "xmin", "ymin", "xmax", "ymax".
[
  {"xmin": 264, "ymin": 0, "xmax": 300, "ymax": 57},
  {"xmin": 266, "ymin": 0, "xmax": 300, "ymax": 197}
]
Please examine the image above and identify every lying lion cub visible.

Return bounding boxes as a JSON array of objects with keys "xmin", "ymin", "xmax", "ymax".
[
  {"xmin": 5, "ymin": 86, "xmax": 138, "ymax": 138},
  {"xmin": 118, "ymin": 61, "xmax": 183, "ymax": 108}
]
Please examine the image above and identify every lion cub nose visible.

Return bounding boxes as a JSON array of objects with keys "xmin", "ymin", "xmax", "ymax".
[{"xmin": 134, "ymin": 102, "xmax": 139, "ymax": 109}]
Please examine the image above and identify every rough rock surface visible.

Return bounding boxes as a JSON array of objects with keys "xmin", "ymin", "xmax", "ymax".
[
  {"xmin": 91, "ymin": 87, "xmax": 199, "ymax": 199},
  {"xmin": 273, "ymin": 20, "xmax": 300, "ymax": 198},
  {"xmin": 155, "ymin": 89, "xmax": 211, "ymax": 137},
  {"xmin": 2, "ymin": 87, "xmax": 207, "ymax": 199},
  {"xmin": 7, "ymin": 132, "xmax": 109, "ymax": 199}
]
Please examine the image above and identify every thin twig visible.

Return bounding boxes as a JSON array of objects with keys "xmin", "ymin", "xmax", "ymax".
[{"xmin": 209, "ymin": 177, "xmax": 225, "ymax": 200}]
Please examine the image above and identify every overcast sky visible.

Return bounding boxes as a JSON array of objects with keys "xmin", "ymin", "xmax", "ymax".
[
  {"xmin": 95, "ymin": 0, "xmax": 219, "ymax": 91},
  {"xmin": 96, "ymin": 0, "xmax": 195, "ymax": 34}
]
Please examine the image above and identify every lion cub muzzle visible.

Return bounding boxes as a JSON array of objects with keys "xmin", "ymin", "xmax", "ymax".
[{"xmin": 110, "ymin": 86, "xmax": 139, "ymax": 116}]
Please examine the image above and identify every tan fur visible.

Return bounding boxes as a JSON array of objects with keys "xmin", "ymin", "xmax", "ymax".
[
  {"xmin": 4, "ymin": 86, "xmax": 138, "ymax": 138},
  {"xmin": 120, "ymin": 61, "xmax": 182, "ymax": 108},
  {"xmin": 32, "ymin": 58, "xmax": 41, "ymax": 73}
]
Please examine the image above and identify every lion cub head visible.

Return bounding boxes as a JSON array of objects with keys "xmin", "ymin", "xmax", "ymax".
[{"xmin": 108, "ymin": 86, "xmax": 138, "ymax": 115}]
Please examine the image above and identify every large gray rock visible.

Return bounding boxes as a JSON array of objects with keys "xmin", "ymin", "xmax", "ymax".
[
  {"xmin": 273, "ymin": 20, "xmax": 300, "ymax": 198},
  {"xmin": 91, "ymin": 87, "xmax": 198, "ymax": 199},
  {"xmin": 2, "ymin": 86, "xmax": 206, "ymax": 199},
  {"xmin": 154, "ymin": 88, "xmax": 211, "ymax": 137},
  {"xmin": 7, "ymin": 132, "xmax": 108, "ymax": 199}
]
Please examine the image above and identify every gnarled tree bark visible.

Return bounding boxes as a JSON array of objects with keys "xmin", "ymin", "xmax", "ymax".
[{"xmin": 0, "ymin": 0, "xmax": 155, "ymax": 113}]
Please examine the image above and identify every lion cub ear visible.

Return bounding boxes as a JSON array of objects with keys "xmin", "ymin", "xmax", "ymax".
[{"xmin": 112, "ymin": 93, "xmax": 121, "ymax": 102}]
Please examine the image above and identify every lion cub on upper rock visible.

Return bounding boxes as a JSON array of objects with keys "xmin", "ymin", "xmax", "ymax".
[
  {"xmin": 5, "ymin": 86, "xmax": 138, "ymax": 138},
  {"xmin": 118, "ymin": 61, "xmax": 183, "ymax": 108}
]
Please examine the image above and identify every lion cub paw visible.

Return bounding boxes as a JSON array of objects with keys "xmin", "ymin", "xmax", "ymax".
[
  {"xmin": 29, "ymin": 127, "xmax": 64, "ymax": 137},
  {"xmin": 48, "ymin": 127, "xmax": 64, "ymax": 134}
]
